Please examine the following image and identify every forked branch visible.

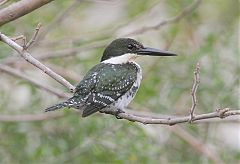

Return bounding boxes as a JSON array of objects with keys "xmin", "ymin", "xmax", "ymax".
[{"xmin": 189, "ymin": 62, "xmax": 200, "ymax": 121}]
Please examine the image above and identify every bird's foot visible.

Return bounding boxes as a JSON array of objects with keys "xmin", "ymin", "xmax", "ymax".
[
  {"xmin": 115, "ymin": 109, "xmax": 125, "ymax": 119},
  {"xmin": 101, "ymin": 108, "xmax": 125, "ymax": 119}
]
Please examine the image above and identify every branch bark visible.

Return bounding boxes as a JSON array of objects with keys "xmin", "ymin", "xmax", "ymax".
[
  {"xmin": 0, "ymin": 32, "xmax": 75, "ymax": 92},
  {"xmin": 0, "ymin": 0, "xmax": 54, "ymax": 26},
  {"xmin": 115, "ymin": 108, "xmax": 240, "ymax": 125},
  {"xmin": 0, "ymin": 64, "xmax": 69, "ymax": 98}
]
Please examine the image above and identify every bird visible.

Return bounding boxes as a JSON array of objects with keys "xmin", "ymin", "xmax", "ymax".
[{"xmin": 45, "ymin": 38, "xmax": 176, "ymax": 118}]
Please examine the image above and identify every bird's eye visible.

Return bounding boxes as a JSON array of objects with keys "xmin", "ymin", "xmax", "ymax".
[{"xmin": 128, "ymin": 44, "xmax": 134, "ymax": 50}]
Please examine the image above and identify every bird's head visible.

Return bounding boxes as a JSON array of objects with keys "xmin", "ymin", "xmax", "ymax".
[{"xmin": 101, "ymin": 38, "xmax": 176, "ymax": 64}]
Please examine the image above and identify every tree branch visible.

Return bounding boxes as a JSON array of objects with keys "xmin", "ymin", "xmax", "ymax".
[
  {"xmin": 0, "ymin": 32, "xmax": 75, "ymax": 92},
  {"xmin": 0, "ymin": 64, "xmax": 69, "ymax": 98},
  {"xmin": 24, "ymin": 23, "xmax": 42, "ymax": 49},
  {"xmin": 115, "ymin": 108, "xmax": 240, "ymax": 125},
  {"xmin": 125, "ymin": 109, "xmax": 240, "ymax": 123},
  {"xmin": 124, "ymin": 0, "xmax": 202, "ymax": 36},
  {"xmin": 0, "ymin": 0, "xmax": 54, "ymax": 26}
]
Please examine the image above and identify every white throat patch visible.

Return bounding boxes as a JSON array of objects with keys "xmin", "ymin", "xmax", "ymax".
[{"xmin": 102, "ymin": 53, "xmax": 138, "ymax": 64}]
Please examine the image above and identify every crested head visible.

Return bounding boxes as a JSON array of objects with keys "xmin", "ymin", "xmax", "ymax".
[{"xmin": 101, "ymin": 38, "xmax": 144, "ymax": 62}]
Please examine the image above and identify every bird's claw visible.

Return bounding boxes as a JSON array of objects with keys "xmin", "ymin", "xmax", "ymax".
[{"xmin": 115, "ymin": 109, "xmax": 125, "ymax": 119}]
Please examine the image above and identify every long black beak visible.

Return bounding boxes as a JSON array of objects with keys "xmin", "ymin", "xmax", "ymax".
[{"xmin": 137, "ymin": 47, "xmax": 177, "ymax": 56}]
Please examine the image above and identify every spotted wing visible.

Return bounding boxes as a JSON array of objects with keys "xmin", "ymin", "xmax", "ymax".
[{"xmin": 74, "ymin": 63, "xmax": 138, "ymax": 117}]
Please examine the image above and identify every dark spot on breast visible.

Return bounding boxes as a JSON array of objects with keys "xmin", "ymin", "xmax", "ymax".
[{"xmin": 132, "ymin": 86, "xmax": 138, "ymax": 93}]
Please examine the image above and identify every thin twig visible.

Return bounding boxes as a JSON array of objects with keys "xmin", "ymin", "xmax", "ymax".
[
  {"xmin": 189, "ymin": 62, "xmax": 200, "ymax": 121},
  {"xmin": 24, "ymin": 23, "xmax": 42, "ymax": 49},
  {"xmin": 0, "ymin": 64, "xmax": 69, "ymax": 98},
  {"xmin": 124, "ymin": 0, "xmax": 202, "ymax": 36},
  {"xmin": 0, "ymin": 32, "xmax": 75, "ymax": 92},
  {"xmin": 11, "ymin": 35, "xmax": 24, "ymax": 42},
  {"xmin": 11, "ymin": 23, "xmax": 42, "ymax": 49},
  {"xmin": 23, "ymin": 36, "xmax": 26, "ymax": 47}
]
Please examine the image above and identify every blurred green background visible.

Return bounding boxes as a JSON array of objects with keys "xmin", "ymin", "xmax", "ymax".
[{"xmin": 0, "ymin": 0, "xmax": 239, "ymax": 163}]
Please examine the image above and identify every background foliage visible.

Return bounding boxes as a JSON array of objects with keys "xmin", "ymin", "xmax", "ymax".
[{"xmin": 0, "ymin": 0, "xmax": 239, "ymax": 163}]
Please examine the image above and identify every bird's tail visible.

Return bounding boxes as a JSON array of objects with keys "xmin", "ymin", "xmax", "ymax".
[{"xmin": 45, "ymin": 101, "xmax": 69, "ymax": 112}]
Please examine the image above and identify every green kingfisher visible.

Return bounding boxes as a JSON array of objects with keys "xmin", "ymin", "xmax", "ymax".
[{"xmin": 45, "ymin": 38, "xmax": 176, "ymax": 117}]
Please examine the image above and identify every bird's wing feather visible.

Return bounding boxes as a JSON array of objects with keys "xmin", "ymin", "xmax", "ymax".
[{"xmin": 74, "ymin": 63, "xmax": 138, "ymax": 117}]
